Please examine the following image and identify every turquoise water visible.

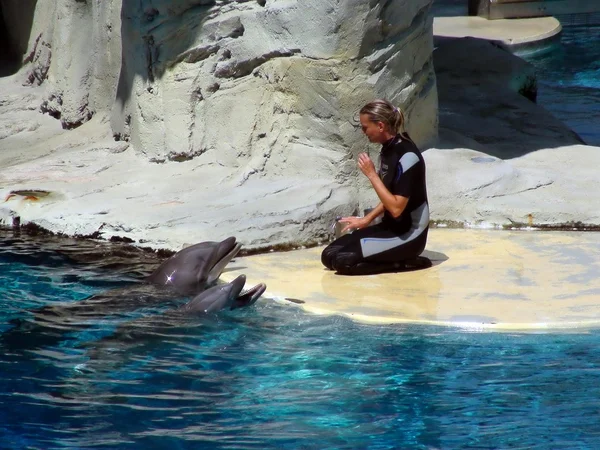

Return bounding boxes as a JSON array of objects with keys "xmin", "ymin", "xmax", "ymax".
[
  {"xmin": 2, "ymin": 230, "xmax": 600, "ymax": 449},
  {"xmin": 519, "ymin": 24, "xmax": 600, "ymax": 146}
]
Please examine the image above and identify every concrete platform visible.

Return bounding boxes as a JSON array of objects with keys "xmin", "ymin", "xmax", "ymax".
[
  {"xmin": 221, "ymin": 229, "xmax": 600, "ymax": 330},
  {"xmin": 433, "ymin": 16, "xmax": 562, "ymax": 48}
]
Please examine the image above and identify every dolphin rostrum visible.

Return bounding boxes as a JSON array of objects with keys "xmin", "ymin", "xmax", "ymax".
[{"xmin": 181, "ymin": 274, "xmax": 266, "ymax": 314}]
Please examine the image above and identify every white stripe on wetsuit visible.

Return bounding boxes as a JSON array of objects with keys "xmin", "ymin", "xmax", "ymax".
[
  {"xmin": 360, "ymin": 202, "xmax": 429, "ymax": 258},
  {"xmin": 399, "ymin": 152, "xmax": 419, "ymax": 172}
]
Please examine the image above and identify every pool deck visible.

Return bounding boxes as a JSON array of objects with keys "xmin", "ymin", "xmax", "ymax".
[
  {"xmin": 221, "ymin": 229, "xmax": 600, "ymax": 331},
  {"xmin": 433, "ymin": 16, "xmax": 562, "ymax": 48}
]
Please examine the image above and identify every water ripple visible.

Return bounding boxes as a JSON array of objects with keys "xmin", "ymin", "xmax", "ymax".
[{"xmin": 2, "ymin": 230, "xmax": 600, "ymax": 449}]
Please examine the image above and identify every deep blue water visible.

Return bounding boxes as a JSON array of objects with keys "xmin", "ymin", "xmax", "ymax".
[
  {"xmin": 519, "ymin": 24, "xmax": 600, "ymax": 146},
  {"xmin": 2, "ymin": 231, "xmax": 600, "ymax": 449},
  {"xmin": 433, "ymin": 1, "xmax": 600, "ymax": 146}
]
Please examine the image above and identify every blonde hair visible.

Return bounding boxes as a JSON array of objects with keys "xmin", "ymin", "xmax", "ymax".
[{"xmin": 359, "ymin": 99, "xmax": 411, "ymax": 141}]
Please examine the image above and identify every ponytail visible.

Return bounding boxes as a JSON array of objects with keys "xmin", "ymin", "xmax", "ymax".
[{"xmin": 360, "ymin": 99, "xmax": 412, "ymax": 143}]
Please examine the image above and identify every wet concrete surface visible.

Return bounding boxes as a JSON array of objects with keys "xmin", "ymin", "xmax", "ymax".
[{"xmin": 222, "ymin": 228, "xmax": 600, "ymax": 330}]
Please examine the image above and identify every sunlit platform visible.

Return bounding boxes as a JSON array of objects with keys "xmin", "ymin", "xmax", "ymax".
[
  {"xmin": 433, "ymin": 16, "xmax": 562, "ymax": 48},
  {"xmin": 222, "ymin": 229, "xmax": 600, "ymax": 330}
]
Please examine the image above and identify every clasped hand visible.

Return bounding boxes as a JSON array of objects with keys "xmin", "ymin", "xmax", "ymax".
[
  {"xmin": 337, "ymin": 153, "xmax": 377, "ymax": 233},
  {"xmin": 338, "ymin": 216, "xmax": 370, "ymax": 234}
]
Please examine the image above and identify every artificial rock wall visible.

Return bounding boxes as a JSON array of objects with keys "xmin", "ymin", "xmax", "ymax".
[
  {"xmin": 0, "ymin": 0, "xmax": 437, "ymax": 248},
  {"xmin": 112, "ymin": 0, "xmax": 438, "ymax": 167},
  {"xmin": 12, "ymin": 0, "xmax": 437, "ymax": 154}
]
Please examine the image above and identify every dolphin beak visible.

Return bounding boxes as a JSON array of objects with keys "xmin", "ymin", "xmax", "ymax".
[
  {"xmin": 182, "ymin": 274, "xmax": 246, "ymax": 314},
  {"xmin": 228, "ymin": 274, "xmax": 247, "ymax": 296},
  {"xmin": 231, "ymin": 281, "xmax": 267, "ymax": 310},
  {"xmin": 180, "ymin": 274, "xmax": 265, "ymax": 314},
  {"xmin": 206, "ymin": 237, "xmax": 242, "ymax": 285}
]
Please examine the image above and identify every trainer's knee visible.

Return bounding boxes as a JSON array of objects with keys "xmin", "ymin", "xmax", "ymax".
[
  {"xmin": 321, "ymin": 245, "xmax": 340, "ymax": 270},
  {"xmin": 331, "ymin": 252, "xmax": 361, "ymax": 273}
]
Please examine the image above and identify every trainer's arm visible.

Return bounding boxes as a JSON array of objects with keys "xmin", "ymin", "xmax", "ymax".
[
  {"xmin": 339, "ymin": 203, "xmax": 384, "ymax": 233},
  {"xmin": 357, "ymin": 152, "xmax": 408, "ymax": 218},
  {"xmin": 363, "ymin": 202, "xmax": 385, "ymax": 224}
]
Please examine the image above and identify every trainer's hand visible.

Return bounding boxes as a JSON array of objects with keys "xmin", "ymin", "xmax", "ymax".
[
  {"xmin": 339, "ymin": 216, "xmax": 370, "ymax": 233},
  {"xmin": 357, "ymin": 152, "xmax": 377, "ymax": 180}
]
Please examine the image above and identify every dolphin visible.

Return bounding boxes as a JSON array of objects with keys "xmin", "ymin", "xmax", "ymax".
[
  {"xmin": 1, "ymin": 237, "xmax": 244, "ymax": 352},
  {"xmin": 146, "ymin": 236, "xmax": 242, "ymax": 295},
  {"xmin": 20, "ymin": 236, "xmax": 242, "ymax": 320},
  {"xmin": 181, "ymin": 274, "xmax": 266, "ymax": 314}
]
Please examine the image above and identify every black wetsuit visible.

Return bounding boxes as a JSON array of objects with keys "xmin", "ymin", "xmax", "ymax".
[{"xmin": 321, "ymin": 134, "xmax": 430, "ymax": 275}]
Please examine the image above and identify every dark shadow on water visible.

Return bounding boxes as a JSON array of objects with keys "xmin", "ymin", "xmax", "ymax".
[{"xmin": 1, "ymin": 228, "xmax": 162, "ymax": 276}]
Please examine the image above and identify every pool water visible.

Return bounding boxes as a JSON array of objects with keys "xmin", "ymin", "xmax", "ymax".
[
  {"xmin": 2, "ymin": 230, "xmax": 600, "ymax": 449},
  {"xmin": 433, "ymin": 1, "xmax": 600, "ymax": 146},
  {"xmin": 519, "ymin": 23, "xmax": 600, "ymax": 146}
]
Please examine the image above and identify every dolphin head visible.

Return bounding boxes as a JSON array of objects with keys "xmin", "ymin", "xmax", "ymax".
[
  {"xmin": 181, "ymin": 275, "xmax": 267, "ymax": 314},
  {"xmin": 147, "ymin": 237, "xmax": 242, "ymax": 295},
  {"xmin": 205, "ymin": 237, "xmax": 242, "ymax": 286}
]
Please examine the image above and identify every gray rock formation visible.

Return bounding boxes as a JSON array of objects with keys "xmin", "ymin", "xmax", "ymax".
[
  {"xmin": 109, "ymin": 0, "xmax": 438, "ymax": 162},
  {"xmin": 0, "ymin": 0, "xmax": 438, "ymax": 250},
  {"xmin": 425, "ymin": 37, "xmax": 600, "ymax": 229}
]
